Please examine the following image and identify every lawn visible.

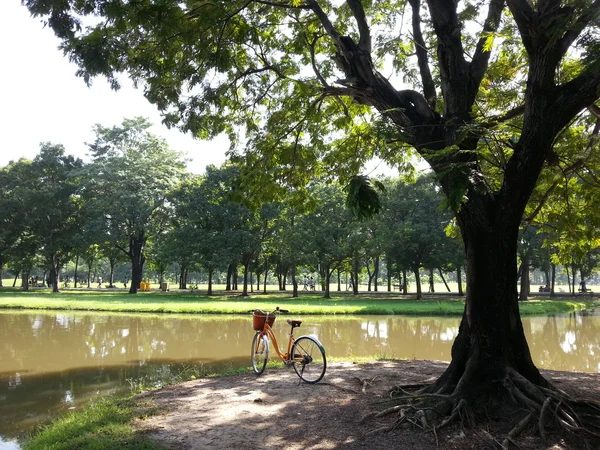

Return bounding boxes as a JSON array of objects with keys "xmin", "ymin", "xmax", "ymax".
[{"xmin": 0, "ymin": 287, "xmax": 596, "ymax": 316}]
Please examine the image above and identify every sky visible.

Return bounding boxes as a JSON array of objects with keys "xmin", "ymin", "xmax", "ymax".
[
  {"xmin": 0, "ymin": 1, "xmax": 229, "ymax": 173},
  {"xmin": 0, "ymin": 1, "xmax": 399, "ymax": 177}
]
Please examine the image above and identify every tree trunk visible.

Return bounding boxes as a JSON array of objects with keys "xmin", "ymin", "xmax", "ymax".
[
  {"xmin": 425, "ymin": 224, "xmax": 550, "ymax": 413},
  {"xmin": 207, "ymin": 267, "xmax": 213, "ymax": 295},
  {"xmin": 387, "ymin": 257, "xmax": 392, "ymax": 292},
  {"xmin": 292, "ymin": 265, "xmax": 298, "ymax": 298},
  {"xmin": 571, "ymin": 261, "xmax": 577, "ymax": 296},
  {"xmin": 109, "ymin": 258, "xmax": 116, "ymax": 288},
  {"xmin": 550, "ymin": 263, "xmax": 556, "ymax": 298},
  {"xmin": 457, "ymin": 266, "xmax": 464, "ymax": 296},
  {"xmin": 263, "ymin": 257, "xmax": 268, "ymax": 294},
  {"xmin": 352, "ymin": 258, "xmax": 359, "ymax": 295},
  {"xmin": 428, "ymin": 268, "xmax": 435, "ymax": 293},
  {"xmin": 226, "ymin": 264, "xmax": 232, "ymax": 290},
  {"xmin": 74, "ymin": 254, "xmax": 79, "ymax": 288},
  {"xmin": 12, "ymin": 271, "xmax": 19, "ymax": 287},
  {"xmin": 21, "ymin": 271, "xmax": 30, "ymax": 291},
  {"xmin": 519, "ymin": 253, "xmax": 530, "ymax": 302},
  {"xmin": 242, "ymin": 262, "xmax": 249, "ymax": 297},
  {"xmin": 414, "ymin": 267, "xmax": 422, "ymax": 299},
  {"xmin": 323, "ymin": 264, "xmax": 331, "ymax": 299},
  {"xmin": 438, "ymin": 269, "xmax": 451, "ymax": 292},
  {"xmin": 50, "ymin": 254, "xmax": 60, "ymax": 293},
  {"xmin": 374, "ymin": 256, "xmax": 379, "ymax": 292},
  {"xmin": 402, "ymin": 268, "xmax": 408, "ymax": 294},
  {"xmin": 128, "ymin": 237, "xmax": 145, "ymax": 294}
]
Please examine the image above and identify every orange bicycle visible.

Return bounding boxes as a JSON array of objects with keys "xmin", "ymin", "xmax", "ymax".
[{"xmin": 251, "ymin": 307, "xmax": 327, "ymax": 383}]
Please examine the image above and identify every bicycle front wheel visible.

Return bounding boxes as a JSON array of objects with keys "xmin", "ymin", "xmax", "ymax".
[
  {"xmin": 251, "ymin": 332, "xmax": 269, "ymax": 375},
  {"xmin": 291, "ymin": 336, "xmax": 326, "ymax": 383}
]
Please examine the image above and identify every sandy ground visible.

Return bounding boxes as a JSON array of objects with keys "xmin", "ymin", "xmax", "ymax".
[{"xmin": 133, "ymin": 360, "xmax": 600, "ymax": 450}]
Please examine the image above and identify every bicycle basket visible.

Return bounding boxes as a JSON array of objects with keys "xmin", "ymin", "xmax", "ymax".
[{"xmin": 253, "ymin": 310, "xmax": 276, "ymax": 331}]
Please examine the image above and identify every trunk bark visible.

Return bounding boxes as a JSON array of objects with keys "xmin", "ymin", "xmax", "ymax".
[
  {"xmin": 439, "ymin": 269, "xmax": 451, "ymax": 292},
  {"xmin": 207, "ymin": 267, "xmax": 213, "ymax": 295},
  {"xmin": 550, "ymin": 263, "xmax": 556, "ymax": 298},
  {"xmin": 323, "ymin": 263, "xmax": 331, "ymax": 299},
  {"xmin": 428, "ymin": 268, "xmax": 435, "ymax": 293},
  {"xmin": 242, "ymin": 262, "xmax": 249, "ymax": 297},
  {"xmin": 387, "ymin": 257, "xmax": 392, "ymax": 292},
  {"xmin": 414, "ymin": 267, "xmax": 422, "ymax": 299},
  {"xmin": 21, "ymin": 272, "xmax": 30, "ymax": 291},
  {"xmin": 50, "ymin": 254, "xmax": 60, "ymax": 293},
  {"xmin": 402, "ymin": 268, "xmax": 408, "ymax": 294},
  {"xmin": 292, "ymin": 266, "xmax": 298, "ymax": 298},
  {"xmin": 263, "ymin": 257, "xmax": 268, "ymax": 294},
  {"xmin": 374, "ymin": 256, "xmax": 379, "ymax": 292},
  {"xmin": 572, "ymin": 261, "xmax": 577, "ymax": 296},
  {"xmin": 352, "ymin": 258, "xmax": 359, "ymax": 295},
  {"xmin": 519, "ymin": 253, "xmax": 530, "ymax": 301},
  {"xmin": 457, "ymin": 266, "xmax": 464, "ymax": 296},
  {"xmin": 74, "ymin": 255, "xmax": 79, "ymax": 288},
  {"xmin": 128, "ymin": 236, "xmax": 145, "ymax": 294}
]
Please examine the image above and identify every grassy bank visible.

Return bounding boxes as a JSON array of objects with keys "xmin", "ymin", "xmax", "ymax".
[
  {"xmin": 0, "ymin": 288, "xmax": 597, "ymax": 316},
  {"xmin": 24, "ymin": 397, "xmax": 166, "ymax": 450}
]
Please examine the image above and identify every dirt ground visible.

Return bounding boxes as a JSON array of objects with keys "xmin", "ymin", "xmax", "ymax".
[{"xmin": 134, "ymin": 360, "xmax": 600, "ymax": 450}]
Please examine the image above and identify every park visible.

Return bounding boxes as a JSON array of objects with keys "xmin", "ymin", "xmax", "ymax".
[{"xmin": 2, "ymin": 0, "xmax": 600, "ymax": 449}]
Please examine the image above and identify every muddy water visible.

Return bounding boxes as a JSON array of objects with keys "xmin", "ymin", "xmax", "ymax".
[{"xmin": 1, "ymin": 310, "xmax": 599, "ymax": 448}]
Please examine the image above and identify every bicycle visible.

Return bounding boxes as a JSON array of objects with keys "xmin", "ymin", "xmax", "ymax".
[{"xmin": 251, "ymin": 307, "xmax": 327, "ymax": 384}]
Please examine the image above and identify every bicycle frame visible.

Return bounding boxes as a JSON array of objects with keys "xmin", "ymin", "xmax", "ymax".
[{"xmin": 257, "ymin": 321, "xmax": 296, "ymax": 363}]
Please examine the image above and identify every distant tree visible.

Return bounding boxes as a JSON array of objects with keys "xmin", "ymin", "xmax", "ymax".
[
  {"xmin": 17, "ymin": 144, "xmax": 84, "ymax": 292},
  {"xmin": 82, "ymin": 117, "xmax": 186, "ymax": 293}
]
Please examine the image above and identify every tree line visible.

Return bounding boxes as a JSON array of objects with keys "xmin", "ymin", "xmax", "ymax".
[{"xmin": 2, "ymin": 117, "xmax": 598, "ymax": 299}]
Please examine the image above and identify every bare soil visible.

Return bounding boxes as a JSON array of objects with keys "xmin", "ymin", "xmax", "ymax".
[{"xmin": 134, "ymin": 360, "xmax": 600, "ymax": 450}]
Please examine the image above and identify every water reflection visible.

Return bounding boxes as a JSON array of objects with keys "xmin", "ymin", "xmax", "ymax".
[{"xmin": 1, "ymin": 310, "xmax": 599, "ymax": 447}]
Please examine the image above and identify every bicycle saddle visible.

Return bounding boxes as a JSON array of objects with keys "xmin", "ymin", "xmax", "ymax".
[{"xmin": 287, "ymin": 319, "xmax": 302, "ymax": 328}]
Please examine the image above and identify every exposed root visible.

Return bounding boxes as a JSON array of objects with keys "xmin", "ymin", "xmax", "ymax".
[
  {"xmin": 352, "ymin": 376, "xmax": 379, "ymax": 393},
  {"xmin": 501, "ymin": 413, "xmax": 533, "ymax": 449},
  {"xmin": 362, "ymin": 365, "xmax": 600, "ymax": 449}
]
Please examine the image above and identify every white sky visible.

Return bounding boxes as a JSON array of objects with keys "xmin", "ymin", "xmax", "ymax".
[
  {"xmin": 0, "ymin": 1, "xmax": 400, "ymax": 177},
  {"xmin": 0, "ymin": 1, "xmax": 229, "ymax": 173}
]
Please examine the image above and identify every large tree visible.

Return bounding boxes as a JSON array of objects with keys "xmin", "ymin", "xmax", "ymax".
[{"xmin": 25, "ymin": 0, "xmax": 600, "ymax": 441}]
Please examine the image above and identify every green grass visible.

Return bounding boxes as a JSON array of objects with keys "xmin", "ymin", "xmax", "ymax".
[
  {"xmin": 24, "ymin": 396, "xmax": 166, "ymax": 450},
  {"xmin": 0, "ymin": 288, "xmax": 597, "ymax": 316}
]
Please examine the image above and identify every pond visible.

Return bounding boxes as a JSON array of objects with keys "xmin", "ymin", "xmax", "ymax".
[{"xmin": 1, "ymin": 309, "xmax": 599, "ymax": 449}]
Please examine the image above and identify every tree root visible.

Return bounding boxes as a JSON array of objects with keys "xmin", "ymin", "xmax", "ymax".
[{"xmin": 361, "ymin": 366, "xmax": 600, "ymax": 449}]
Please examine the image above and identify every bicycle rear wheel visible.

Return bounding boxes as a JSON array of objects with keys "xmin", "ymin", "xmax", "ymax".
[
  {"xmin": 251, "ymin": 332, "xmax": 269, "ymax": 375},
  {"xmin": 291, "ymin": 336, "xmax": 326, "ymax": 383}
]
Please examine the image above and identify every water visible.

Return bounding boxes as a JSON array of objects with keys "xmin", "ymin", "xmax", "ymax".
[{"xmin": 1, "ymin": 309, "xmax": 599, "ymax": 448}]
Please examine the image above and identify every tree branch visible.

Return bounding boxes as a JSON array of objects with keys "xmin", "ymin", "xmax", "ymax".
[
  {"xmin": 305, "ymin": 0, "xmax": 343, "ymax": 47},
  {"xmin": 506, "ymin": 0, "xmax": 535, "ymax": 53},
  {"xmin": 408, "ymin": 0, "xmax": 436, "ymax": 109},
  {"xmin": 426, "ymin": 0, "xmax": 470, "ymax": 117},
  {"xmin": 556, "ymin": 0, "xmax": 600, "ymax": 59},
  {"xmin": 481, "ymin": 105, "xmax": 526, "ymax": 128},
  {"xmin": 553, "ymin": 70, "xmax": 600, "ymax": 132},
  {"xmin": 470, "ymin": 0, "xmax": 505, "ymax": 103},
  {"xmin": 346, "ymin": 0, "xmax": 372, "ymax": 53}
]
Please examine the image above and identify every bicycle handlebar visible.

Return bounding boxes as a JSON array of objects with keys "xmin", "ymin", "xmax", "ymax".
[{"xmin": 250, "ymin": 307, "xmax": 290, "ymax": 314}]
